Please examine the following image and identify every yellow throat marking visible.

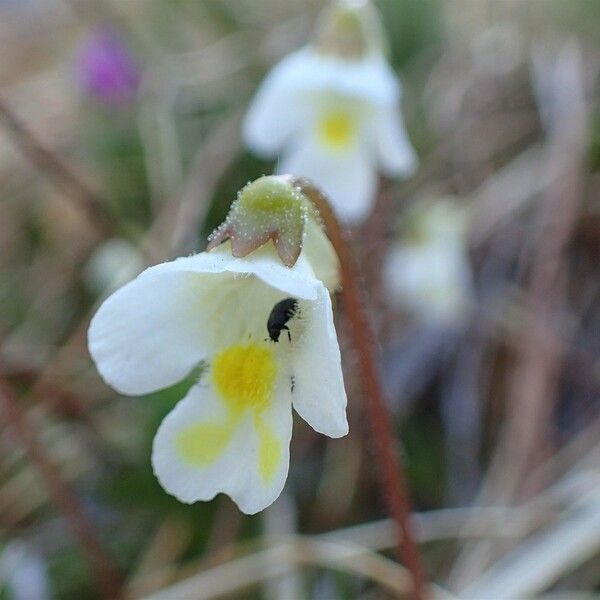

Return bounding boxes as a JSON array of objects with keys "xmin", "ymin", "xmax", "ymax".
[
  {"xmin": 317, "ymin": 110, "xmax": 356, "ymax": 150},
  {"xmin": 212, "ymin": 344, "xmax": 277, "ymax": 413},
  {"xmin": 175, "ymin": 344, "xmax": 281, "ymax": 484}
]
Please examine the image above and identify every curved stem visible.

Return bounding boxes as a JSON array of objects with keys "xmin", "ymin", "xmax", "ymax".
[{"xmin": 295, "ymin": 178, "xmax": 427, "ymax": 600}]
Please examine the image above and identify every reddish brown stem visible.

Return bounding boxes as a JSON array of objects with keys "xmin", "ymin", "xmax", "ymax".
[
  {"xmin": 295, "ymin": 179, "xmax": 427, "ymax": 600},
  {"xmin": 0, "ymin": 379, "xmax": 122, "ymax": 599}
]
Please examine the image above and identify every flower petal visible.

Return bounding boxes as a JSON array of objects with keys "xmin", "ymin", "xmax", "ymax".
[
  {"xmin": 276, "ymin": 47, "xmax": 399, "ymax": 106},
  {"xmin": 152, "ymin": 384, "xmax": 293, "ymax": 514},
  {"xmin": 88, "ymin": 266, "xmax": 214, "ymax": 395},
  {"xmin": 165, "ymin": 244, "xmax": 320, "ymax": 301},
  {"xmin": 371, "ymin": 103, "xmax": 418, "ymax": 177},
  {"xmin": 243, "ymin": 52, "xmax": 309, "ymax": 157},
  {"xmin": 383, "ymin": 241, "xmax": 473, "ymax": 323},
  {"xmin": 292, "ymin": 285, "xmax": 348, "ymax": 438},
  {"xmin": 89, "ymin": 246, "xmax": 323, "ymax": 395},
  {"xmin": 318, "ymin": 52, "xmax": 398, "ymax": 105},
  {"xmin": 279, "ymin": 137, "xmax": 377, "ymax": 224},
  {"xmin": 302, "ymin": 219, "xmax": 340, "ymax": 293},
  {"xmin": 243, "ymin": 48, "xmax": 399, "ymax": 158}
]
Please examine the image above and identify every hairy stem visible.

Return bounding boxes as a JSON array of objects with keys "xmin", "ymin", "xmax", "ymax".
[{"xmin": 294, "ymin": 178, "xmax": 427, "ymax": 600}]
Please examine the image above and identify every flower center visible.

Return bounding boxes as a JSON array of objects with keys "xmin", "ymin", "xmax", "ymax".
[
  {"xmin": 212, "ymin": 344, "xmax": 277, "ymax": 413},
  {"xmin": 317, "ymin": 110, "xmax": 356, "ymax": 150}
]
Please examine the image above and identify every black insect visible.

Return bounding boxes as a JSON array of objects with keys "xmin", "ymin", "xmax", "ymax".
[{"xmin": 267, "ymin": 297, "xmax": 299, "ymax": 342}]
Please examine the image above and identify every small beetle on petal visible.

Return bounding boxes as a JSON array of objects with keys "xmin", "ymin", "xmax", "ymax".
[{"xmin": 88, "ymin": 179, "xmax": 347, "ymax": 514}]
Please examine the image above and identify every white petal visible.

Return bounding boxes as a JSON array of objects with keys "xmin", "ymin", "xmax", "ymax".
[
  {"xmin": 279, "ymin": 137, "xmax": 377, "ymax": 224},
  {"xmin": 243, "ymin": 51, "xmax": 310, "ymax": 157},
  {"xmin": 281, "ymin": 47, "xmax": 399, "ymax": 106},
  {"xmin": 384, "ymin": 241, "xmax": 473, "ymax": 324},
  {"xmin": 88, "ymin": 266, "xmax": 213, "ymax": 396},
  {"xmin": 89, "ymin": 246, "xmax": 322, "ymax": 396},
  {"xmin": 152, "ymin": 383, "xmax": 293, "ymax": 514},
  {"xmin": 244, "ymin": 47, "xmax": 400, "ymax": 158},
  {"xmin": 292, "ymin": 285, "xmax": 348, "ymax": 438},
  {"xmin": 302, "ymin": 219, "xmax": 340, "ymax": 293},
  {"xmin": 83, "ymin": 238, "xmax": 145, "ymax": 296},
  {"xmin": 371, "ymin": 104, "xmax": 418, "ymax": 177},
  {"xmin": 165, "ymin": 244, "xmax": 320, "ymax": 302},
  {"xmin": 0, "ymin": 541, "xmax": 50, "ymax": 600}
]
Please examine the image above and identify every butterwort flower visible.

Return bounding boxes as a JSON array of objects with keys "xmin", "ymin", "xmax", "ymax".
[
  {"xmin": 384, "ymin": 198, "xmax": 474, "ymax": 325},
  {"xmin": 0, "ymin": 541, "xmax": 50, "ymax": 600},
  {"xmin": 83, "ymin": 238, "xmax": 145, "ymax": 296},
  {"xmin": 88, "ymin": 178, "xmax": 347, "ymax": 514},
  {"xmin": 76, "ymin": 25, "xmax": 140, "ymax": 106},
  {"xmin": 243, "ymin": 0, "xmax": 417, "ymax": 223}
]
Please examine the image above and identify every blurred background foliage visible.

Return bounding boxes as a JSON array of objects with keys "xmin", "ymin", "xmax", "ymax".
[{"xmin": 0, "ymin": 0, "xmax": 599, "ymax": 599}]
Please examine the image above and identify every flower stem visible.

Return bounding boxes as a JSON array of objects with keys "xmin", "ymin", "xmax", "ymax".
[{"xmin": 295, "ymin": 178, "xmax": 427, "ymax": 600}]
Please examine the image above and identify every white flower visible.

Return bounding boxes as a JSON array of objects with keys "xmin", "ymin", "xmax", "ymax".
[
  {"xmin": 83, "ymin": 238, "xmax": 145, "ymax": 295},
  {"xmin": 383, "ymin": 199, "xmax": 474, "ymax": 325},
  {"xmin": 0, "ymin": 541, "xmax": 50, "ymax": 600},
  {"xmin": 243, "ymin": 2, "xmax": 417, "ymax": 224},
  {"xmin": 88, "ymin": 243, "xmax": 347, "ymax": 514}
]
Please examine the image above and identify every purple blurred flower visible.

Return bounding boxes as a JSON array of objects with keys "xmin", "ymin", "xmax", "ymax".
[{"xmin": 76, "ymin": 26, "xmax": 140, "ymax": 106}]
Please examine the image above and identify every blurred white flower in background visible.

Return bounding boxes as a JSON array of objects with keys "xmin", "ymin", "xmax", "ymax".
[
  {"xmin": 384, "ymin": 198, "xmax": 474, "ymax": 326},
  {"xmin": 0, "ymin": 540, "xmax": 50, "ymax": 600},
  {"xmin": 88, "ymin": 238, "xmax": 347, "ymax": 514},
  {"xmin": 243, "ymin": 0, "xmax": 417, "ymax": 224},
  {"xmin": 531, "ymin": 41, "xmax": 586, "ymax": 141},
  {"xmin": 83, "ymin": 238, "xmax": 145, "ymax": 296}
]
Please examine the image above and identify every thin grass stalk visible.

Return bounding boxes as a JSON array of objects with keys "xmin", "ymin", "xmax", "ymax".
[
  {"xmin": 0, "ymin": 378, "xmax": 122, "ymax": 599},
  {"xmin": 0, "ymin": 96, "xmax": 114, "ymax": 236}
]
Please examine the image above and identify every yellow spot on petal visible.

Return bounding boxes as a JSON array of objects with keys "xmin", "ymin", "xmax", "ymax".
[
  {"xmin": 317, "ymin": 110, "xmax": 356, "ymax": 151},
  {"xmin": 212, "ymin": 344, "xmax": 277, "ymax": 414},
  {"xmin": 176, "ymin": 422, "xmax": 234, "ymax": 466},
  {"xmin": 255, "ymin": 417, "xmax": 282, "ymax": 484}
]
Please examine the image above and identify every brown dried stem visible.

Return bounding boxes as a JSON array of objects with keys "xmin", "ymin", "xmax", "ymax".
[
  {"xmin": 0, "ymin": 96, "xmax": 114, "ymax": 237},
  {"xmin": 486, "ymin": 43, "xmax": 586, "ymax": 502},
  {"xmin": 0, "ymin": 378, "xmax": 122, "ymax": 599},
  {"xmin": 293, "ymin": 178, "xmax": 427, "ymax": 600},
  {"xmin": 448, "ymin": 43, "xmax": 588, "ymax": 591}
]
